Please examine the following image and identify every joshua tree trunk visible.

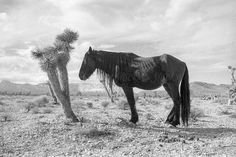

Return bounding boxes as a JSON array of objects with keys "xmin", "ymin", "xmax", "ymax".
[
  {"xmin": 57, "ymin": 64, "xmax": 70, "ymax": 102},
  {"xmin": 47, "ymin": 69, "xmax": 78, "ymax": 122},
  {"xmin": 47, "ymin": 81, "xmax": 58, "ymax": 104}
]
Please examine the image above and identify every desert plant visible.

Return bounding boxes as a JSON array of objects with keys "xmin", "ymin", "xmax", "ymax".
[
  {"xmin": 87, "ymin": 102, "xmax": 93, "ymax": 108},
  {"xmin": 31, "ymin": 95, "xmax": 49, "ymax": 107},
  {"xmin": 0, "ymin": 100, "xmax": 5, "ymax": 106},
  {"xmin": 23, "ymin": 102, "xmax": 34, "ymax": 112},
  {"xmin": 117, "ymin": 99, "xmax": 129, "ymax": 110},
  {"xmin": 228, "ymin": 66, "xmax": 236, "ymax": 85},
  {"xmin": 1, "ymin": 113, "xmax": 12, "ymax": 122},
  {"xmin": 31, "ymin": 108, "xmax": 40, "ymax": 114},
  {"xmin": 79, "ymin": 127, "xmax": 113, "ymax": 138},
  {"xmin": 190, "ymin": 107, "xmax": 205, "ymax": 121},
  {"xmin": 101, "ymin": 101, "xmax": 110, "ymax": 108},
  {"xmin": 31, "ymin": 29, "xmax": 79, "ymax": 122},
  {"xmin": 42, "ymin": 108, "xmax": 52, "ymax": 114}
]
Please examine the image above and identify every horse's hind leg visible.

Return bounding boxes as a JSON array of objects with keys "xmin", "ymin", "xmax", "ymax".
[
  {"xmin": 122, "ymin": 86, "xmax": 139, "ymax": 124},
  {"xmin": 163, "ymin": 83, "xmax": 181, "ymax": 127}
]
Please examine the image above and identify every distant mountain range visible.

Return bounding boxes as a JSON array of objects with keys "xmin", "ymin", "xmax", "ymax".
[{"xmin": 0, "ymin": 80, "xmax": 230, "ymax": 97}]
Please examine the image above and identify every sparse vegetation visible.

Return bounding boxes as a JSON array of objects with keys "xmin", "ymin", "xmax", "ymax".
[
  {"xmin": 31, "ymin": 107, "xmax": 40, "ymax": 114},
  {"xmin": 87, "ymin": 102, "xmax": 93, "ymax": 108},
  {"xmin": 190, "ymin": 107, "xmax": 205, "ymax": 121},
  {"xmin": 1, "ymin": 113, "xmax": 12, "ymax": 122},
  {"xmin": 79, "ymin": 127, "xmax": 114, "ymax": 138},
  {"xmin": 117, "ymin": 99, "xmax": 129, "ymax": 110},
  {"xmin": 42, "ymin": 108, "xmax": 53, "ymax": 114},
  {"xmin": 101, "ymin": 101, "xmax": 110, "ymax": 108}
]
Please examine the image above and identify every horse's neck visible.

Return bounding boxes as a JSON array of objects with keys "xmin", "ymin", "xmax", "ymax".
[{"xmin": 96, "ymin": 52, "xmax": 115, "ymax": 77}]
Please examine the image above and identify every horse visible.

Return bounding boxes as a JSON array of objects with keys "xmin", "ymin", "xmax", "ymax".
[{"xmin": 79, "ymin": 47, "xmax": 190, "ymax": 127}]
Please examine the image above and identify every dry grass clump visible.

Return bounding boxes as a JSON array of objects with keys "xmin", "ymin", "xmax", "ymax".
[
  {"xmin": 213, "ymin": 98, "xmax": 228, "ymax": 105},
  {"xmin": 22, "ymin": 96, "xmax": 49, "ymax": 112},
  {"xmin": 31, "ymin": 96, "xmax": 49, "ymax": 107},
  {"xmin": 219, "ymin": 107, "xmax": 232, "ymax": 115},
  {"xmin": 79, "ymin": 127, "xmax": 114, "ymax": 138},
  {"xmin": 0, "ymin": 100, "xmax": 5, "ymax": 106},
  {"xmin": 117, "ymin": 99, "xmax": 129, "ymax": 110},
  {"xmin": 0, "ymin": 113, "xmax": 12, "ymax": 122},
  {"xmin": 190, "ymin": 107, "xmax": 205, "ymax": 121},
  {"xmin": 31, "ymin": 108, "xmax": 40, "ymax": 114},
  {"xmin": 87, "ymin": 102, "xmax": 93, "ymax": 108},
  {"xmin": 101, "ymin": 101, "xmax": 110, "ymax": 108},
  {"xmin": 42, "ymin": 108, "xmax": 53, "ymax": 114}
]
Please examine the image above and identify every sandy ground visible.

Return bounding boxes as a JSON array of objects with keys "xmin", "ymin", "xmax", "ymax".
[{"xmin": 1, "ymin": 95, "xmax": 236, "ymax": 157}]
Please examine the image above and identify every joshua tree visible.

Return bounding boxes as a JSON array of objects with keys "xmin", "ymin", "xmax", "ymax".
[
  {"xmin": 32, "ymin": 29, "xmax": 79, "ymax": 122},
  {"xmin": 228, "ymin": 66, "xmax": 236, "ymax": 85},
  {"xmin": 47, "ymin": 81, "xmax": 58, "ymax": 104}
]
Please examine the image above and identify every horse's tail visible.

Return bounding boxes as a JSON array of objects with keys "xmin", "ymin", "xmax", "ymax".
[{"xmin": 180, "ymin": 65, "xmax": 190, "ymax": 126}]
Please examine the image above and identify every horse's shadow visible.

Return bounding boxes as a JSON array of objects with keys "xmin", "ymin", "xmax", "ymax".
[{"xmin": 108, "ymin": 118, "xmax": 236, "ymax": 139}]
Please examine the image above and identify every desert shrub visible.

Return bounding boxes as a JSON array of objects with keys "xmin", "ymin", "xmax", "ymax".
[
  {"xmin": 31, "ymin": 95, "xmax": 49, "ymax": 107},
  {"xmin": 1, "ymin": 113, "xmax": 12, "ymax": 122},
  {"xmin": 145, "ymin": 113, "xmax": 155, "ymax": 120},
  {"xmin": 117, "ymin": 99, "xmax": 129, "ymax": 110},
  {"xmin": 190, "ymin": 107, "xmax": 205, "ymax": 121},
  {"xmin": 79, "ymin": 127, "xmax": 113, "ymax": 138},
  {"xmin": 219, "ymin": 107, "xmax": 232, "ymax": 115},
  {"xmin": 87, "ymin": 102, "xmax": 93, "ymax": 108},
  {"xmin": 31, "ymin": 108, "xmax": 40, "ymax": 114},
  {"xmin": 42, "ymin": 108, "xmax": 52, "ymax": 114},
  {"xmin": 101, "ymin": 101, "xmax": 110, "ymax": 108},
  {"xmin": 213, "ymin": 98, "xmax": 228, "ymax": 105},
  {"xmin": 22, "ymin": 102, "xmax": 34, "ymax": 112},
  {"xmin": 0, "ymin": 101, "xmax": 5, "ymax": 106}
]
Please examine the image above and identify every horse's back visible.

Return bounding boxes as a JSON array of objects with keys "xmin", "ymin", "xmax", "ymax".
[{"xmin": 154, "ymin": 54, "xmax": 186, "ymax": 82}]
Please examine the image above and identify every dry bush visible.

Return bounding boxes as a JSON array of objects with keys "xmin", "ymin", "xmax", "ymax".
[
  {"xmin": 79, "ymin": 127, "xmax": 113, "ymax": 138},
  {"xmin": 31, "ymin": 108, "xmax": 40, "ymax": 114},
  {"xmin": 190, "ymin": 107, "xmax": 205, "ymax": 121},
  {"xmin": 1, "ymin": 113, "xmax": 12, "ymax": 122},
  {"xmin": 145, "ymin": 113, "xmax": 155, "ymax": 120},
  {"xmin": 101, "ymin": 101, "xmax": 110, "ymax": 108},
  {"xmin": 0, "ymin": 100, "xmax": 5, "ymax": 106},
  {"xmin": 219, "ymin": 107, "xmax": 232, "ymax": 115},
  {"xmin": 71, "ymin": 100, "xmax": 87, "ymax": 111},
  {"xmin": 31, "ymin": 96, "xmax": 49, "ymax": 107},
  {"xmin": 23, "ymin": 96, "xmax": 49, "ymax": 112},
  {"xmin": 42, "ymin": 108, "xmax": 53, "ymax": 114},
  {"xmin": 213, "ymin": 98, "xmax": 228, "ymax": 105},
  {"xmin": 87, "ymin": 102, "xmax": 93, "ymax": 108},
  {"xmin": 22, "ymin": 102, "xmax": 34, "ymax": 112},
  {"xmin": 117, "ymin": 99, "xmax": 129, "ymax": 110}
]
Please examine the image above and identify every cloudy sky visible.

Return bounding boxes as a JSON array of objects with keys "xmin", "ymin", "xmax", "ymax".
[{"xmin": 0, "ymin": 0, "xmax": 235, "ymax": 85}]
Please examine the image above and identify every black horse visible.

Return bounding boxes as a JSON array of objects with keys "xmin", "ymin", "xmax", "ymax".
[{"xmin": 79, "ymin": 47, "xmax": 190, "ymax": 127}]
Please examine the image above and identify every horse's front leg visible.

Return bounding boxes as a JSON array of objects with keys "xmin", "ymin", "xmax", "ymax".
[{"xmin": 122, "ymin": 86, "xmax": 139, "ymax": 124}]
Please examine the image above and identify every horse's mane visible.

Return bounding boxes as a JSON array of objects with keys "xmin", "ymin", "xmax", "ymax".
[{"xmin": 95, "ymin": 50, "xmax": 138, "ymax": 86}]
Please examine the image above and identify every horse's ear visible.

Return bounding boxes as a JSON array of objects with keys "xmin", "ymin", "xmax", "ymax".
[{"xmin": 89, "ymin": 46, "xmax": 92, "ymax": 52}]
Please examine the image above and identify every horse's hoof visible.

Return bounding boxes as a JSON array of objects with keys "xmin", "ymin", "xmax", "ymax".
[
  {"xmin": 165, "ymin": 120, "xmax": 179, "ymax": 127},
  {"xmin": 129, "ymin": 118, "xmax": 138, "ymax": 124}
]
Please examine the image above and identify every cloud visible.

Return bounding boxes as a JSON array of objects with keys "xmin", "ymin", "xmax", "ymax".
[{"xmin": 0, "ymin": 0, "xmax": 235, "ymax": 84}]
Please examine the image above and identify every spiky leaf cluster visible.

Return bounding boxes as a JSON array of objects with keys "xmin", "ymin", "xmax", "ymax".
[
  {"xmin": 56, "ymin": 28, "xmax": 78, "ymax": 44},
  {"xmin": 31, "ymin": 28, "xmax": 78, "ymax": 71}
]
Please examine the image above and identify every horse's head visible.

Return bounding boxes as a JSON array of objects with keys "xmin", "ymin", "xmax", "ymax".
[{"xmin": 79, "ymin": 46, "xmax": 97, "ymax": 80}]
